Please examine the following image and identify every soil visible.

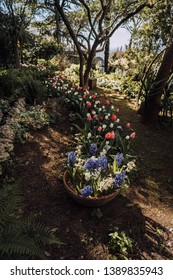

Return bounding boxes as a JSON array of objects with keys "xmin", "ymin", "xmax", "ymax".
[{"xmin": 10, "ymin": 88, "xmax": 173, "ymax": 260}]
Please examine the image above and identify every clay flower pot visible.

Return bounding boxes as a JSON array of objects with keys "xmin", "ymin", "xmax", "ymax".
[{"xmin": 63, "ymin": 171, "xmax": 120, "ymax": 207}]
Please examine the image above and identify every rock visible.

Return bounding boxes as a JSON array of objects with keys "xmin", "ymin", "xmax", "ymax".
[{"xmin": 0, "ymin": 124, "xmax": 15, "ymax": 140}]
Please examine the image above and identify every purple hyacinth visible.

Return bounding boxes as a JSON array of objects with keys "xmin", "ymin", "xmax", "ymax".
[
  {"xmin": 67, "ymin": 151, "xmax": 76, "ymax": 166},
  {"xmin": 81, "ymin": 185, "xmax": 93, "ymax": 197},
  {"xmin": 114, "ymin": 171, "xmax": 126, "ymax": 188},
  {"xmin": 97, "ymin": 155, "xmax": 108, "ymax": 170},
  {"xmin": 89, "ymin": 143, "xmax": 97, "ymax": 156},
  {"xmin": 116, "ymin": 153, "xmax": 124, "ymax": 167}
]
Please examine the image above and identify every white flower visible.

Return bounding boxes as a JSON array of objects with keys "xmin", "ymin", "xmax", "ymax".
[
  {"xmin": 102, "ymin": 106, "xmax": 105, "ymax": 110},
  {"xmin": 98, "ymin": 176, "xmax": 114, "ymax": 192},
  {"xmin": 126, "ymin": 160, "xmax": 136, "ymax": 172},
  {"xmin": 125, "ymin": 135, "xmax": 130, "ymax": 140},
  {"xmin": 105, "ymin": 115, "xmax": 108, "ymax": 120},
  {"xmin": 87, "ymin": 113, "xmax": 91, "ymax": 117},
  {"xmin": 88, "ymin": 132, "xmax": 92, "ymax": 139},
  {"xmin": 85, "ymin": 172, "xmax": 91, "ymax": 181},
  {"xmin": 116, "ymin": 118, "xmax": 120, "ymax": 123},
  {"xmin": 110, "ymin": 123, "xmax": 114, "ymax": 128},
  {"xmin": 102, "ymin": 124, "xmax": 107, "ymax": 130},
  {"xmin": 106, "ymin": 141, "xmax": 109, "ymax": 145},
  {"xmin": 111, "ymin": 105, "xmax": 115, "ymax": 110},
  {"xmin": 100, "ymin": 149, "xmax": 107, "ymax": 156}
]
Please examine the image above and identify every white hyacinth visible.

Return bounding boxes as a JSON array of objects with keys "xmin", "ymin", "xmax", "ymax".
[
  {"xmin": 126, "ymin": 160, "xmax": 136, "ymax": 172},
  {"xmin": 85, "ymin": 172, "xmax": 91, "ymax": 181},
  {"xmin": 98, "ymin": 176, "xmax": 114, "ymax": 192}
]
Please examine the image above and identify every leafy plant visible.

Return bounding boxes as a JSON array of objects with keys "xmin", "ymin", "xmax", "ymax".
[
  {"xmin": 0, "ymin": 184, "xmax": 62, "ymax": 259},
  {"xmin": 108, "ymin": 229, "xmax": 133, "ymax": 260}
]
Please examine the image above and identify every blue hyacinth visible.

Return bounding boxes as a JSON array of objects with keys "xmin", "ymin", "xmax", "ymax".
[
  {"xmin": 97, "ymin": 155, "xmax": 108, "ymax": 170},
  {"xmin": 116, "ymin": 153, "xmax": 124, "ymax": 167},
  {"xmin": 89, "ymin": 143, "xmax": 97, "ymax": 156},
  {"xmin": 67, "ymin": 151, "xmax": 76, "ymax": 166},
  {"xmin": 114, "ymin": 171, "xmax": 126, "ymax": 188},
  {"xmin": 83, "ymin": 158, "xmax": 98, "ymax": 171},
  {"xmin": 81, "ymin": 185, "xmax": 93, "ymax": 197}
]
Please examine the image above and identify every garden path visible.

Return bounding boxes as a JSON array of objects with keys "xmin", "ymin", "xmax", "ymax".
[{"xmin": 10, "ymin": 88, "xmax": 173, "ymax": 260}]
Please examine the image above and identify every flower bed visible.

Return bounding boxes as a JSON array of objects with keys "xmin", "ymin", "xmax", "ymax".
[{"xmin": 47, "ymin": 74, "xmax": 136, "ymax": 199}]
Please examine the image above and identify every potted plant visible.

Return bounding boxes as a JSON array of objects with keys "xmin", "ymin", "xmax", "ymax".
[{"xmin": 63, "ymin": 143, "xmax": 133, "ymax": 207}]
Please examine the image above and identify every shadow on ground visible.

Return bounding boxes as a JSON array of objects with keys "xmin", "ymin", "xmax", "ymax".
[{"xmin": 10, "ymin": 106, "xmax": 173, "ymax": 259}]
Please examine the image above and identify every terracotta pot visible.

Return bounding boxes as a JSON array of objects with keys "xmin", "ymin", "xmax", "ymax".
[{"xmin": 63, "ymin": 171, "xmax": 120, "ymax": 207}]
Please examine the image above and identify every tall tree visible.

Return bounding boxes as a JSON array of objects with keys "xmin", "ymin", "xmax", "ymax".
[
  {"xmin": 141, "ymin": 30, "xmax": 173, "ymax": 124},
  {"xmin": 52, "ymin": 0, "xmax": 153, "ymax": 87},
  {"xmin": 0, "ymin": 0, "xmax": 36, "ymax": 68},
  {"xmin": 136, "ymin": 0, "xmax": 173, "ymax": 124}
]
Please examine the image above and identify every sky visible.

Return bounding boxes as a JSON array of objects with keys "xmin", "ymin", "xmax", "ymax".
[
  {"xmin": 110, "ymin": 28, "xmax": 131, "ymax": 51},
  {"xmin": 96, "ymin": 28, "xmax": 130, "ymax": 59}
]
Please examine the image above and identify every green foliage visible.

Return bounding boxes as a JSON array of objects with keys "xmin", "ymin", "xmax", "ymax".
[
  {"xmin": 0, "ymin": 69, "xmax": 23, "ymax": 99},
  {"xmin": 35, "ymin": 40, "xmax": 65, "ymax": 60},
  {"xmin": 19, "ymin": 106, "xmax": 51, "ymax": 130},
  {"xmin": 108, "ymin": 229, "xmax": 133, "ymax": 260},
  {"xmin": 0, "ymin": 68, "xmax": 48, "ymax": 104},
  {"xmin": 0, "ymin": 183, "xmax": 62, "ymax": 259}
]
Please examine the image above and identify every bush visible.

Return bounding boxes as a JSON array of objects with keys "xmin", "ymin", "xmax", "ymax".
[{"xmin": 0, "ymin": 68, "xmax": 48, "ymax": 104}]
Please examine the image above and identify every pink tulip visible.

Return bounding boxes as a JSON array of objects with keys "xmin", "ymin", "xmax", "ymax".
[
  {"xmin": 130, "ymin": 132, "xmax": 136, "ymax": 139},
  {"xmin": 126, "ymin": 123, "xmax": 131, "ymax": 128}
]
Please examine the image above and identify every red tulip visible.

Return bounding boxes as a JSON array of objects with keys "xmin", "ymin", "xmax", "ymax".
[
  {"xmin": 110, "ymin": 114, "xmax": 117, "ymax": 121},
  {"xmin": 105, "ymin": 100, "xmax": 110, "ymax": 105},
  {"xmin": 105, "ymin": 131, "xmax": 115, "ymax": 139},
  {"xmin": 86, "ymin": 101, "xmax": 92, "ymax": 108}
]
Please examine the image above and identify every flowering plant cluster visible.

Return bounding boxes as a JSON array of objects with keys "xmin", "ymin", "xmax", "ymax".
[
  {"xmin": 46, "ymin": 74, "xmax": 136, "ymax": 198},
  {"xmin": 67, "ymin": 143, "xmax": 135, "ymax": 198},
  {"xmin": 46, "ymin": 73, "xmax": 136, "ymax": 158}
]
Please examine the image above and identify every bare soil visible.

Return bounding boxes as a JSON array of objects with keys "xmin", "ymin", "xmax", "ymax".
[{"xmin": 10, "ymin": 88, "xmax": 173, "ymax": 260}]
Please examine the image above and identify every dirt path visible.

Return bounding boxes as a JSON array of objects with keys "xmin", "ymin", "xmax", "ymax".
[{"xmin": 10, "ymin": 90, "xmax": 173, "ymax": 260}]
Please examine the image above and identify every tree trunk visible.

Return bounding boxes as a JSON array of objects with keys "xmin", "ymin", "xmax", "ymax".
[
  {"xmin": 104, "ymin": 38, "xmax": 110, "ymax": 73},
  {"xmin": 55, "ymin": 6, "xmax": 61, "ymax": 43},
  {"xmin": 79, "ymin": 54, "xmax": 84, "ymax": 87},
  {"xmin": 14, "ymin": 41, "xmax": 20, "ymax": 68},
  {"xmin": 83, "ymin": 44, "xmax": 98, "ymax": 87},
  {"xmin": 141, "ymin": 42, "xmax": 173, "ymax": 124}
]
